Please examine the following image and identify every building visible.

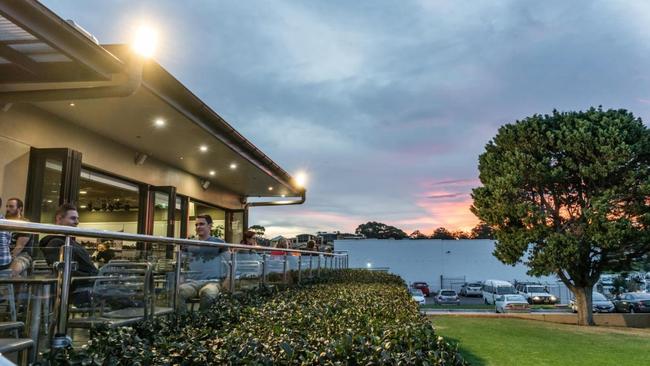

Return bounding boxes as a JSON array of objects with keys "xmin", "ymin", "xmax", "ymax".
[{"xmin": 0, "ymin": 2, "xmax": 305, "ymax": 251}]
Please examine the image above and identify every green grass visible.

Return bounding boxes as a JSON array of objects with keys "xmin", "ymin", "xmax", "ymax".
[{"xmin": 430, "ymin": 316, "xmax": 650, "ymax": 366}]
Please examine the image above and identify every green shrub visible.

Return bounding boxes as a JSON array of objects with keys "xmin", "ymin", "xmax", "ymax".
[{"xmin": 48, "ymin": 270, "xmax": 466, "ymax": 365}]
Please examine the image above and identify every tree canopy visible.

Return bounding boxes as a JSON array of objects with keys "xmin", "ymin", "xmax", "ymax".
[
  {"xmin": 471, "ymin": 107, "xmax": 650, "ymax": 325},
  {"xmin": 248, "ymin": 225, "xmax": 266, "ymax": 237},
  {"xmin": 470, "ymin": 222, "xmax": 494, "ymax": 239},
  {"xmin": 355, "ymin": 222, "xmax": 408, "ymax": 239},
  {"xmin": 430, "ymin": 227, "xmax": 455, "ymax": 240}
]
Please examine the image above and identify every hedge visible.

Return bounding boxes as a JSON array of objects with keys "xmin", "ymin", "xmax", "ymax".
[{"xmin": 47, "ymin": 269, "xmax": 467, "ymax": 365}]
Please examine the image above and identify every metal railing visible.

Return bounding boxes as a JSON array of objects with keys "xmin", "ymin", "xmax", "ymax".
[{"xmin": 0, "ymin": 219, "xmax": 348, "ymax": 355}]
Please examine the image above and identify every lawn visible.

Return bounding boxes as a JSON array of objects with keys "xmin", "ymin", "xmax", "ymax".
[{"xmin": 430, "ymin": 316, "xmax": 650, "ymax": 366}]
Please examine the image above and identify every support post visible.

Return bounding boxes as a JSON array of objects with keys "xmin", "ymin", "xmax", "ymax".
[
  {"xmin": 309, "ymin": 255, "xmax": 313, "ymax": 278},
  {"xmin": 51, "ymin": 236, "xmax": 73, "ymax": 349},
  {"xmin": 229, "ymin": 250, "xmax": 236, "ymax": 293},
  {"xmin": 173, "ymin": 243, "xmax": 182, "ymax": 311},
  {"xmin": 282, "ymin": 253, "xmax": 288, "ymax": 283},
  {"xmin": 297, "ymin": 255, "xmax": 302, "ymax": 284},
  {"xmin": 261, "ymin": 253, "xmax": 268, "ymax": 286},
  {"xmin": 317, "ymin": 255, "xmax": 321, "ymax": 277}
]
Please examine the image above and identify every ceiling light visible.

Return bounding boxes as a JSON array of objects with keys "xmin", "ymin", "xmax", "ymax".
[
  {"xmin": 179, "ymin": 156, "xmax": 184, "ymax": 160},
  {"xmin": 281, "ymin": 194, "xmax": 286, "ymax": 198},
  {"xmin": 209, "ymin": 170, "xmax": 216, "ymax": 176},
  {"xmin": 80, "ymin": 205, "xmax": 87, "ymax": 209},
  {"xmin": 268, "ymin": 186, "xmax": 273, "ymax": 191},
  {"xmin": 154, "ymin": 118, "xmax": 165, "ymax": 127},
  {"xmin": 229, "ymin": 163, "xmax": 237, "ymax": 170},
  {"xmin": 199, "ymin": 145, "xmax": 208, "ymax": 152},
  {"xmin": 79, "ymin": 190, "xmax": 87, "ymax": 195},
  {"xmin": 46, "ymin": 200, "xmax": 53, "ymax": 203},
  {"xmin": 69, "ymin": 102, "xmax": 75, "ymax": 107},
  {"xmin": 132, "ymin": 25, "xmax": 157, "ymax": 58}
]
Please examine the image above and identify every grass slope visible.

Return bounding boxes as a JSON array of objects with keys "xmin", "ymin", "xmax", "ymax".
[{"xmin": 430, "ymin": 316, "xmax": 650, "ymax": 366}]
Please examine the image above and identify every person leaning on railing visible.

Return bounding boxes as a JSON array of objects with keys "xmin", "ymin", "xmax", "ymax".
[
  {"xmin": 178, "ymin": 214, "xmax": 226, "ymax": 311},
  {"xmin": 39, "ymin": 203, "xmax": 98, "ymax": 306},
  {"xmin": 5, "ymin": 198, "xmax": 36, "ymax": 277},
  {"xmin": 0, "ymin": 197, "xmax": 12, "ymax": 271}
]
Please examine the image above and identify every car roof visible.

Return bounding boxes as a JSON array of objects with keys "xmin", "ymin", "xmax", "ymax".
[
  {"xmin": 485, "ymin": 280, "xmax": 514, "ymax": 286},
  {"xmin": 440, "ymin": 289, "xmax": 456, "ymax": 292}
]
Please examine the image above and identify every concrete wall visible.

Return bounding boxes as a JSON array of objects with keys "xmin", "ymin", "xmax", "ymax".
[{"xmin": 0, "ymin": 104, "xmax": 243, "ymax": 210}]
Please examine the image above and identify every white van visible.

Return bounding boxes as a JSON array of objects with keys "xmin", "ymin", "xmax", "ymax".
[{"xmin": 482, "ymin": 279, "xmax": 517, "ymax": 305}]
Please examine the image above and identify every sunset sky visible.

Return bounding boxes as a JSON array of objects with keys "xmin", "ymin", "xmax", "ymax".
[{"xmin": 44, "ymin": 0, "xmax": 650, "ymax": 238}]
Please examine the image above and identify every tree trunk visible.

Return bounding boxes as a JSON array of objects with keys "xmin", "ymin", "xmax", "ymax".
[{"xmin": 573, "ymin": 286, "xmax": 594, "ymax": 326}]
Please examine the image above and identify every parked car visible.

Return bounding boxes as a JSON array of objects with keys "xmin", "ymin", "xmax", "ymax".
[
  {"xmin": 411, "ymin": 282, "xmax": 431, "ymax": 297},
  {"xmin": 435, "ymin": 289, "xmax": 461, "ymax": 305},
  {"xmin": 410, "ymin": 288, "xmax": 426, "ymax": 305},
  {"xmin": 459, "ymin": 282, "xmax": 483, "ymax": 297},
  {"xmin": 516, "ymin": 283, "xmax": 558, "ymax": 304},
  {"xmin": 495, "ymin": 294, "xmax": 530, "ymax": 313},
  {"xmin": 569, "ymin": 292, "xmax": 615, "ymax": 313},
  {"xmin": 482, "ymin": 279, "xmax": 517, "ymax": 305},
  {"xmin": 613, "ymin": 292, "xmax": 650, "ymax": 313}
]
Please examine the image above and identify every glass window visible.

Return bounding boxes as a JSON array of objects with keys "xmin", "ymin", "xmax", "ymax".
[
  {"xmin": 152, "ymin": 191, "xmax": 170, "ymax": 237},
  {"xmin": 231, "ymin": 211, "xmax": 244, "ymax": 244},
  {"xmin": 39, "ymin": 159, "xmax": 63, "ymax": 223},
  {"xmin": 188, "ymin": 200, "xmax": 225, "ymax": 240},
  {"xmin": 77, "ymin": 168, "xmax": 140, "ymax": 234}
]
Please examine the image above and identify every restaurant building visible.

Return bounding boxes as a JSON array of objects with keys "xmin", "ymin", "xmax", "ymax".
[{"xmin": 0, "ymin": 1, "xmax": 305, "ymax": 247}]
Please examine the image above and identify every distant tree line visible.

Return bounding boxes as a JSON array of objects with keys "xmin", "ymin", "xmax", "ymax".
[{"xmin": 354, "ymin": 221, "xmax": 494, "ymax": 240}]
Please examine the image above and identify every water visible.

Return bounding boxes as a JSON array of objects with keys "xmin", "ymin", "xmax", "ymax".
[{"xmin": 336, "ymin": 239, "xmax": 558, "ymax": 291}]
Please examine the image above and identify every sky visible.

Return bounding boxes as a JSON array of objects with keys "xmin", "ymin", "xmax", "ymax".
[{"xmin": 44, "ymin": 0, "xmax": 650, "ymax": 238}]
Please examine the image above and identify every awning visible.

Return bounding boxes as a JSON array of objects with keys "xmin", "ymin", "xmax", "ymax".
[{"xmin": 0, "ymin": 0, "xmax": 303, "ymax": 199}]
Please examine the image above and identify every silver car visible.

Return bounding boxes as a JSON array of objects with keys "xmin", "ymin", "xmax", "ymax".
[{"xmin": 435, "ymin": 289, "xmax": 461, "ymax": 305}]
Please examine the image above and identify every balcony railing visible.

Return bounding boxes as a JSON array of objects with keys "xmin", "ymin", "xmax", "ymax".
[{"xmin": 0, "ymin": 219, "xmax": 348, "ymax": 364}]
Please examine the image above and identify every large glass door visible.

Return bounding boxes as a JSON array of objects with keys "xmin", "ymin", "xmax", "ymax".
[
  {"xmin": 24, "ymin": 148, "xmax": 81, "ymax": 223},
  {"xmin": 148, "ymin": 186, "xmax": 176, "ymax": 259}
]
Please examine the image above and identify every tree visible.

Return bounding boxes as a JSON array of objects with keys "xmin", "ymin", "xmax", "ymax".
[
  {"xmin": 430, "ymin": 227, "xmax": 455, "ymax": 240},
  {"xmin": 471, "ymin": 107, "xmax": 650, "ymax": 326},
  {"xmin": 409, "ymin": 230, "xmax": 428, "ymax": 239},
  {"xmin": 355, "ymin": 221, "xmax": 407, "ymax": 239},
  {"xmin": 248, "ymin": 225, "xmax": 266, "ymax": 237},
  {"xmin": 470, "ymin": 222, "xmax": 495, "ymax": 239},
  {"xmin": 452, "ymin": 231, "xmax": 471, "ymax": 240}
]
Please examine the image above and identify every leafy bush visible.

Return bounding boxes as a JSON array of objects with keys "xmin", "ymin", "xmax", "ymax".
[{"xmin": 48, "ymin": 270, "xmax": 466, "ymax": 365}]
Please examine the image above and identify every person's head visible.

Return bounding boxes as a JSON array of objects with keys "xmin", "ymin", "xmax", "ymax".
[
  {"xmin": 5, "ymin": 197, "xmax": 24, "ymax": 219},
  {"xmin": 306, "ymin": 240, "xmax": 316, "ymax": 249},
  {"xmin": 97, "ymin": 243, "xmax": 107, "ymax": 252},
  {"xmin": 243, "ymin": 230, "xmax": 256, "ymax": 245},
  {"xmin": 277, "ymin": 239, "xmax": 288, "ymax": 249},
  {"xmin": 55, "ymin": 203, "xmax": 79, "ymax": 227},
  {"xmin": 195, "ymin": 214, "xmax": 213, "ymax": 239}
]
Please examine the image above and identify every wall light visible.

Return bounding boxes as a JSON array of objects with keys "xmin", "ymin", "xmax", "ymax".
[
  {"xmin": 294, "ymin": 171, "xmax": 308, "ymax": 187},
  {"xmin": 132, "ymin": 25, "xmax": 157, "ymax": 58},
  {"xmin": 79, "ymin": 190, "xmax": 87, "ymax": 195}
]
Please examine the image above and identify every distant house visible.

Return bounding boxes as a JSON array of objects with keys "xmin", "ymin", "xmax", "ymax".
[{"xmin": 270, "ymin": 235, "xmax": 286, "ymax": 246}]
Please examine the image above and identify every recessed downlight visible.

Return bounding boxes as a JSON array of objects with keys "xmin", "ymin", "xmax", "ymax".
[
  {"xmin": 229, "ymin": 163, "xmax": 237, "ymax": 170},
  {"xmin": 209, "ymin": 170, "xmax": 216, "ymax": 176},
  {"xmin": 199, "ymin": 145, "xmax": 208, "ymax": 152},
  {"xmin": 69, "ymin": 102, "xmax": 75, "ymax": 107},
  {"xmin": 79, "ymin": 190, "xmax": 87, "ymax": 195},
  {"xmin": 154, "ymin": 118, "xmax": 165, "ymax": 127},
  {"xmin": 268, "ymin": 186, "xmax": 273, "ymax": 191}
]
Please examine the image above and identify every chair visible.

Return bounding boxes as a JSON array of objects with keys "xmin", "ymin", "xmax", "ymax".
[
  {"xmin": 67, "ymin": 261, "xmax": 171, "ymax": 329},
  {"xmin": 0, "ymin": 270, "xmax": 17, "ymax": 331}
]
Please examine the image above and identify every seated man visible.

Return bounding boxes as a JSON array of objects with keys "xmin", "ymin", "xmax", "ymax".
[
  {"xmin": 178, "ymin": 214, "xmax": 226, "ymax": 311},
  {"xmin": 40, "ymin": 203, "xmax": 98, "ymax": 306}
]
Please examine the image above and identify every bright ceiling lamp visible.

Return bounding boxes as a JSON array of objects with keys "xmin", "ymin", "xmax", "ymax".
[
  {"xmin": 132, "ymin": 25, "xmax": 157, "ymax": 58},
  {"xmin": 294, "ymin": 171, "xmax": 308, "ymax": 188}
]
